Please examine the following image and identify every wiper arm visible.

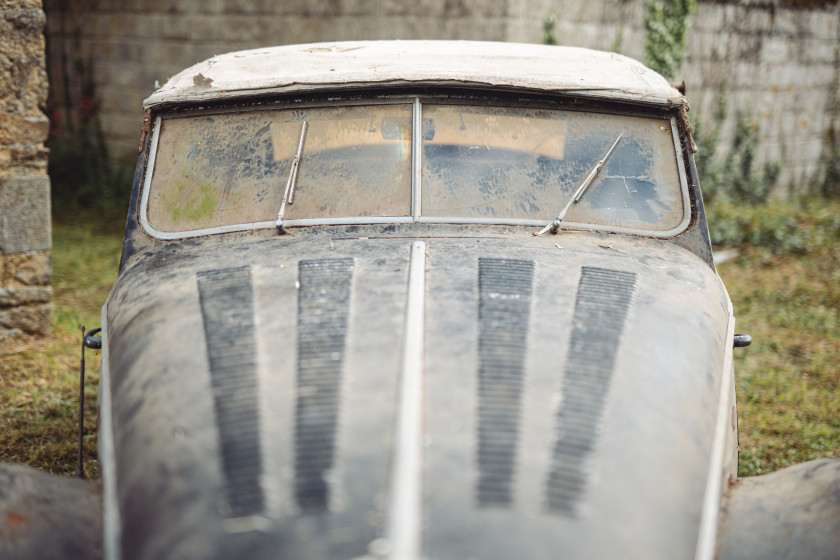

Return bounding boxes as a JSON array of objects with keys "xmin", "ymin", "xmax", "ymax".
[
  {"xmin": 276, "ymin": 120, "xmax": 308, "ymax": 234},
  {"xmin": 536, "ymin": 133, "xmax": 622, "ymax": 236}
]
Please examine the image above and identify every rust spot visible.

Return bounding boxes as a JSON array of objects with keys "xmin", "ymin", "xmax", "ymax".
[
  {"xmin": 770, "ymin": 84, "xmax": 779, "ymax": 93},
  {"xmin": 678, "ymin": 106, "xmax": 698, "ymax": 153},
  {"xmin": 138, "ymin": 108, "xmax": 152, "ymax": 154},
  {"xmin": 7, "ymin": 512, "xmax": 27, "ymax": 528},
  {"xmin": 192, "ymin": 73, "xmax": 214, "ymax": 87}
]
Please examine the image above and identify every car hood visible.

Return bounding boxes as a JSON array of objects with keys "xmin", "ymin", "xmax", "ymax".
[{"xmin": 103, "ymin": 228, "xmax": 731, "ymax": 560}]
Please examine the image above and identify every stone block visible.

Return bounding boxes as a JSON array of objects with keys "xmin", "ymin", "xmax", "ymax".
[
  {"xmin": 770, "ymin": 8, "xmax": 797, "ymax": 37},
  {"xmin": 0, "ymin": 148, "xmax": 9, "ymax": 174},
  {"xmin": 11, "ymin": 251, "xmax": 51, "ymax": 285},
  {"xmin": 0, "ymin": 285, "xmax": 51, "ymax": 305},
  {"xmin": 760, "ymin": 36, "xmax": 790, "ymax": 65},
  {"xmin": 10, "ymin": 143, "xmax": 49, "ymax": 172},
  {"xmin": 0, "ymin": 114, "xmax": 48, "ymax": 145},
  {"xmin": 223, "ymin": 0, "xmax": 261, "ymax": 14},
  {"xmin": 803, "ymin": 9, "xmax": 839, "ymax": 41},
  {"xmin": 735, "ymin": 34, "xmax": 763, "ymax": 63},
  {"xmin": 617, "ymin": 27, "xmax": 645, "ymax": 62},
  {"xmin": 564, "ymin": 0, "xmax": 607, "ymax": 24},
  {"xmin": 338, "ymin": 0, "xmax": 388, "ymax": 16},
  {"xmin": 737, "ymin": 5, "xmax": 775, "ymax": 35},
  {"xmin": 0, "ymin": 1, "xmax": 42, "ymax": 10},
  {"xmin": 189, "ymin": 0, "xmax": 225, "ymax": 14},
  {"xmin": 553, "ymin": 20, "xmax": 583, "ymax": 47},
  {"xmin": 691, "ymin": 4, "xmax": 725, "ymax": 32},
  {"xmin": 1, "ymin": 7, "xmax": 46, "ymax": 34},
  {"xmin": 0, "ymin": 175, "xmax": 50, "ymax": 253},
  {"xmin": 159, "ymin": 14, "xmax": 191, "ymax": 40},
  {"xmin": 800, "ymin": 38, "xmax": 836, "ymax": 65},
  {"xmin": 785, "ymin": 63, "xmax": 835, "ymax": 88},
  {"xmin": 0, "ymin": 301, "xmax": 52, "ymax": 334}
]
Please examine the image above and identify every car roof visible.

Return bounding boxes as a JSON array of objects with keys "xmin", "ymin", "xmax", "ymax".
[{"xmin": 143, "ymin": 40, "xmax": 687, "ymax": 110}]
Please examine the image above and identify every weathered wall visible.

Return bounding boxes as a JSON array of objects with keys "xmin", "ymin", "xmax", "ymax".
[
  {"xmin": 44, "ymin": 0, "xmax": 840, "ymax": 192},
  {"xmin": 0, "ymin": 0, "xmax": 53, "ymax": 343}
]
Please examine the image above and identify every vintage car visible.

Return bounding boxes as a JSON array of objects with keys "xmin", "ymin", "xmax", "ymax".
[{"xmin": 2, "ymin": 41, "xmax": 838, "ymax": 560}]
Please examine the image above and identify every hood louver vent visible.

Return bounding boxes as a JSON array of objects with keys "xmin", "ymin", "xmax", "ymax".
[
  {"xmin": 295, "ymin": 258, "xmax": 355, "ymax": 514},
  {"xmin": 197, "ymin": 266, "xmax": 264, "ymax": 519},
  {"xmin": 476, "ymin": 258, "xmax": 535, "ymax": 507},
  {"xmin": 546, "ymin": 266, "xmax": 637, "ymax": 515}
]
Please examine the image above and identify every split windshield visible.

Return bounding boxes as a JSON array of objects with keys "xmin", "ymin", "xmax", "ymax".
[{"xmin": 144, "ymin": 100, "xmax": 687, "ymax": 236}]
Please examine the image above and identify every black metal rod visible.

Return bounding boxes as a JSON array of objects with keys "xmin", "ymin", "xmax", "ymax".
[{"xmin": 77, "ymin": 325, "xmax": 86, "ymax": 479}]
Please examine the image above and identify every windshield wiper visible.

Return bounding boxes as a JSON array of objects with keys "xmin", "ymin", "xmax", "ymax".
[
  {"xmin": 276, "ymin": 120, "xmax": 308, "ymax": 234},
  {"xmin": 535, "ymin": 133, "xmax": 623, "ymax": 236}
]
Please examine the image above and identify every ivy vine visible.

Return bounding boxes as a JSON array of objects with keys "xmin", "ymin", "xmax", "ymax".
[{"xmin": 644, "ymin": 0, "xmax": 697, "ymax": 80}]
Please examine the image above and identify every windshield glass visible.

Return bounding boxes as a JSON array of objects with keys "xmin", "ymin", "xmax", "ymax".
[
  {"xmin": 421, "ymin": 105, "xmax": 684, "ymax": 230},
  {"xmin": 147, "ymin": 103, "xmax": 413, "ymax": 232},
  {"xmin": 144, "ymin": 100, "xmax": 686, "ymax": 235}
]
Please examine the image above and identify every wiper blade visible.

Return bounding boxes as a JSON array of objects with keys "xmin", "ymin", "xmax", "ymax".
[
  {"xmin": 536, "ymin": 133, "xmax": 623, "ymax": 236},
  {"xmin": 276, "ymin": 120, "xmax": 308, "ymax": 234}
]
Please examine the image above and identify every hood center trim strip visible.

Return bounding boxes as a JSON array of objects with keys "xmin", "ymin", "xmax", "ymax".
[{"xmin": 388, "ymin": 240, "xmax": 426, "ymax": 560}]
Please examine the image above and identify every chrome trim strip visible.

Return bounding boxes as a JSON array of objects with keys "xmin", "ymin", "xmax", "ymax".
[
  {"xmin": 143, "ymin": 213, "xmax": 690, "ymax": 240},
  {"xmin": 412, "ymin": 98, "xmax": 422, "ymax": 222},
  {"xmin": 418, "ymin": 216, "xmax": 689, "ymax": 238},
  {"xmin": 694, "ymin": 282, "xmax": 736, "ymax": 560},
  {"xmin": 670, "ymin": 116, "xmax": 693, "ymax": 233},
  {"xmin": 138, "ymin": 116, "xmax": 161, "ymax": 236},
  {"xmin": 141, "ymin": 217, "xmax": 416, "ymax": 240},
  {"xmin": 388, "ymin": 240, "xmax": 426, "ymax": 560},
  {"xmin": 418, "ymin": 217, "xmax": 548, "ymax": 227},
  {"xmin": 98, "ymin": 302, "xmax": 122, "ymax": 560}
]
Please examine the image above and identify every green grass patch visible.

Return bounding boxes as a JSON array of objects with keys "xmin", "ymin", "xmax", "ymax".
[
  {"xmin": 0, "ymin": 210, "xmax": 124, "ymax": 477},
  {"xmin": 712, "ymin": 197, "xmax": 840, "ymax": 476}
]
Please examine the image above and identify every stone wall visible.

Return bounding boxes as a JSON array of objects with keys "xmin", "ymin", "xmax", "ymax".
[
  {"xmin": 0, "ymin": 0, "xmax": 53, "ymax": 343},
  {"xmin": 43, "ymin": 0, "xmax": 840, "ymax": 193}
]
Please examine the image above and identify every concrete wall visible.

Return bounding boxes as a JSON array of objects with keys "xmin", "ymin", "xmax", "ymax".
[
  {"xmin": 44, "ymin": 0, "xmax": 840, "ymax": 192},
  {"xmin": 0, "ymin": 0, "xmax": 53, "ymax": 343}
]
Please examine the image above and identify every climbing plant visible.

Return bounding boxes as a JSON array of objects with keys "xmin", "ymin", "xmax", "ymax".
[
  {"xmin": 694, "ymin": 81, "xmax": 780, "ymax": 207},
  {"xmin": 820, "ymin": 124, "xmax": 840, "ymax": 197},
  {"xmin": 543, "ymin": 12, "xmax": 558, "ymax": 46},
  {"xmin": 643, "ymin": 0, "xmax": 697, "ymax": 80}
]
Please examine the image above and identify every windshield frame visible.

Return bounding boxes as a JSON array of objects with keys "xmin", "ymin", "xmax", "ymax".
[{"xmin": 138, "ymin": 93, "xmax": 692, "ymax": 241}]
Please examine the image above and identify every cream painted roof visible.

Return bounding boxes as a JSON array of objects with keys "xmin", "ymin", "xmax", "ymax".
[{"xmin": 144, "ymin": 40, "xmax": 686, "ymax": 109}]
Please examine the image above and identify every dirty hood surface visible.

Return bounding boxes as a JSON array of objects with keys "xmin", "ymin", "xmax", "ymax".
[{"xmin": 104, "ymin": 228, "xmax": 730, "ymax": 560}]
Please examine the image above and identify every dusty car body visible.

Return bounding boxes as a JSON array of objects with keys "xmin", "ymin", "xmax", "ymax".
[{"xmin": 2, "ymin": 41, "xmax": 838, "ymax": 560}]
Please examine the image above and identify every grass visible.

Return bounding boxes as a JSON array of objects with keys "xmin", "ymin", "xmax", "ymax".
[
  {"xmin": 0, "ymin": 200, "xmax": 837, "ymax": 479},
  {"xmin": 712, "ymin": 198, "xmax": 840, "ymax": 476},
  {"xmin": 0, "ymin": 209, "xmax": 124, "ymax": 477}
]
